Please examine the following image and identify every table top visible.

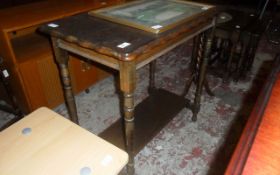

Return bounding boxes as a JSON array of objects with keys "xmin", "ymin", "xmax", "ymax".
[
  {"xmin": 217, "ymin": 9, "xmax": 258, "ymax": 32},
  {"xmin": 0, "ymin": 107, "xmax": 128, "ymax": 175},
  {"xmin": 40, "ymin": 2, "xmax": 217, "ymax": 61}
]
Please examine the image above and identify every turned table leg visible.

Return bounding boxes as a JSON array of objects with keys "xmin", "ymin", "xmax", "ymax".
[
  {"xmin": 148, "ymin": 60, "xmax": 157, "ymax": 94},
  {"xmin": 235, "ymin": 32, "xmax": 251, "ymax": 81},
  {"xmin": 119, "ymin": 61, "xmax": 136, "ymax": 175},
  {"xmin": 182, "ymin": 36, "xmax": 199, "ymax": 97},
  {"xmin": 192, "ymin": 19, "xmax": 216, "ymax": 121},
  {"xmin": 51, "ymin": 38, "xmax": 79, "ymax": 124},
  {"xmin": 192, "ymin": 32, "xmax": 206, "ymax": 121},
  {"xmin": 223, "ymin": 30, "xmax": 240, "ymax": 82}
]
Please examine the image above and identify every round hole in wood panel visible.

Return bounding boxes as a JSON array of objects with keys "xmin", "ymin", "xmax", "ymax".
[
  {"xmin": 22, "ymin": 127, "xmax": 32, "ymax": 135},
  {"xmin": 80, "ymin": 167, "xmax": 92, "ymax": 175}
]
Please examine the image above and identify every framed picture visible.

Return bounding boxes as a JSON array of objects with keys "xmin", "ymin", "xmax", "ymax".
[{"xmin": 88, "ymin": 0, "xmax": 214, "ymax": 34}]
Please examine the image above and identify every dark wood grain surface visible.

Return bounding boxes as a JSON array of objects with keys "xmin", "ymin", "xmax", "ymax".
[
  {"xmin": 40, "ymin": 7, "xmax": 217, "ymax": 61},
  {"xmin": 217, "ymin": 9, "xmax": 258, "ymax": 32}
]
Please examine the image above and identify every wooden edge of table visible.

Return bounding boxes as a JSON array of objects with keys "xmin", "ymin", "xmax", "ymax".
[
  {"xmin": 225, "ymin": 57, "xmax": 280, "ymax": 175},
  {"xmin": 55, "ymin": 18, "xmax": 214, "ymax": 73},
  {"xmin": 42, "ymin": 8, "xmax": 217, "ymax": 64}
]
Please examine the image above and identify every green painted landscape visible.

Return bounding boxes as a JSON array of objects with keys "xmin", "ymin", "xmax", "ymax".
[{"xmin": 91, "ymin": 0, "xmax": 209, "ymax": 33}]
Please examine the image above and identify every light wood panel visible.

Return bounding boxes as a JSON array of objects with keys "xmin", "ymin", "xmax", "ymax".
[
  {"xmin": 0, "ymin": 107, "xmax": 128, "ymax": 175},
  {"xmin": 11, "ymin": 33, "xmax": 52, "ymax": 64},
  {"xmin": 0, "ymin": 0, "xmax": 125, "ymax": 32},
  {"xmin": 37, "ymin": 55, "xmax": 65, "ymax": 108},
  {"xmin": 19, "ymin": 59, "xmax": 48, "ymax": 110}
]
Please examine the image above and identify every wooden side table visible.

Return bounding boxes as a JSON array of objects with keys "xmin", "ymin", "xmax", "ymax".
[
  {"xmin": 40, "ymin": 2, "xmax": 218, "ymax": 174},
  {"xmin": 210, "ymin": 9, "xmax": 262, "ymax": 82},
  {"xmin": 0, "ymin": 107, "xmax": 128, "ymax": 175}
]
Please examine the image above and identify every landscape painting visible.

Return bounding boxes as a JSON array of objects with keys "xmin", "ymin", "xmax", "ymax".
[{"xmin": 89, "ymin": 0, "xmax": 213, "ymax": 34}]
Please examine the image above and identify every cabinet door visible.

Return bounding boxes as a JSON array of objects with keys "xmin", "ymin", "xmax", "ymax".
[
  {"xmin": 18, "ymin": 53, "xmax": 111, "ymax": 111},
  {"xmin": 19, "ymin": 54, "xmax": 64, "ymax": 110},
  {"xmin": 69, "ymin": 56, "xmax": 98, "ymax": 93},
  {"xmin": 69, "ymin": 55, "xmax": 113, "ymax": 94}
]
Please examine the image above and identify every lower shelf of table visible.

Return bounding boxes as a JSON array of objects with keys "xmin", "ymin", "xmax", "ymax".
[{"xmin": 99, "ymin": 88, "xmax": 188, "ymax": 154}]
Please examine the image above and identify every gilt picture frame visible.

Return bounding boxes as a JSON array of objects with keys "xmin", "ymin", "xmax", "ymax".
[{"xmin": 88, "ymin": 0, "xmax": 214, "ymax": 34}]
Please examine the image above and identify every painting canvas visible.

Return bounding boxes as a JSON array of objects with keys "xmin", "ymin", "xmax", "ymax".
[{"xmin": 89, "ymin": 0, "xmax": 213, "ymax": 34}]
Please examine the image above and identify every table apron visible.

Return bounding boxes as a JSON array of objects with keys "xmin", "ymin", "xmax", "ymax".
[
  {"xmin": 136, "ymin": 23, "xmax": 213, "ymax": 70},
  {"xmin": 58, "ymin": 40, "xmax": 120, "ymax": 70},
  {"xmin": 57, "ymin": 23, "xmax": 213, "ymax": 72}
]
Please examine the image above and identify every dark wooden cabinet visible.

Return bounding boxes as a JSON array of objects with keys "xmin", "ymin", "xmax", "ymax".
[{"xmin": 0, "ymin": 0, "xmax": 124, "ymax": 113}]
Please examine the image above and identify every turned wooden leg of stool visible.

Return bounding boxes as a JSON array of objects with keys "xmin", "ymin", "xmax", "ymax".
[
  {"xmin": 52, "ymin": 38, "xmax": 79, "ymax": 124},
  {"xmin": 192, "ymin": 31, "xmax": 213, "ymax": 121},
  {"xmin": 204, "ymin": 79, "xmax": 215, "ymax": 96},
  {"xmin": 223, "ymin": 31, "xmax": 240, "ymax": 82},
  {"xmin": 208, "ymin": 36, "xmax": 220, "ymax": 65},
  {"xmin": 235, "ymin": 32, "xmax": 251, "ymax": 81},
  {"xmin": 182, "ymin": 74, "xmax": 195, "ymax": 97},
  {"xmin": 148, "ymin": 60, "xmax": 157, "ymax": 94},
  {"xmin": 246, "ymin": 34, "xmax": 260, "ymax": 71},
  {"xmin": 191, "ymin": 35, "xmax": 199, "ymax": 65},
  {"xmin": 182, "ymin": 36, "xmax": 199, "ymax": 97},
  {"xmin": 221, "ymin": 39, "xmax": 230, "ymax": 63},
  {"xmin": 184, "ymin": 31, "xmax": 215, "ymax": 121}
]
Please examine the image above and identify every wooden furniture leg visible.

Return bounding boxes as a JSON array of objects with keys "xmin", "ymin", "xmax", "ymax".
[
  {"xmin": 235, "ymin": 32, "xmax": 251, "ymax": 81},
  {"xmin": 148, "ymin": 60, "xmax": 157, "ymax": 93},
  {"xmin": 181, "ymin": 36, "xmax": 198, "ymax": 97},
  {"xmin": 51, "ymin": 38, "xmax": 79, "ymax": 124},
  {"xmin": 183, "ymin": 32, "xmax": 215, "ymax": 97},
  {"xmin": 182, "ymin": 29, "xmax": 215, "ymax": 121},
  {"xmin": 221, "ymin": 39, "xmax": 230, "ymax": 63},
  {"xmin": 119, "ymin": 61, "xmax": 136, "ymax": 175},
  {"xmin": 192, "ymin": 20, "xmax": 216, "ymax": 121},
  {"xmin": 246, "ymin": 34, "xmax": 260, "ymax": 71},
  {"xmin": 223, "ymin": 30, "xmax": 240, "ymax": 82},
  {"xmin": 192, "ymin": 32, "xmax": 207, "ymax": 121},
  {"xmin": 204, "ymin": 78, "xmax": 215, "ymax": 96},
  {"xmin": 191, "ymin": 35, "xmax": 199, "ymax": 65}
]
